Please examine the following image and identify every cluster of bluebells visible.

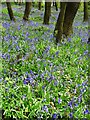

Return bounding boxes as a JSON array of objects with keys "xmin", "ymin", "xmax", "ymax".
[{"xmin": 1, "ymin": 4, "xmax": 89, "ymax": 120}]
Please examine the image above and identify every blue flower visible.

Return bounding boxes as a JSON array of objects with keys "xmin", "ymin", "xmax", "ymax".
[
  {"xmin": 30, "ymin": 70, "xmax": 33, "ymax": 75},
  {"xmin": 2, "ymin": 22, "xmax": 10, "ymax": 29},
  {"xmin": 45, "ymin": 46, "xmax": 50, "ymax": 53},
  {"xmin": 23, "ymin": 77, "xmax": 34, "ymax": 85},
  {"xmin": 84, "ymin": 109, "xmax": 89, "ymax": 114},
  {"xmin": 58, "ymin": 98, "xmax": 62, "ymax": 104},
  {"xmin": 26, "ymin": 32, "xmax": 29, "ymax": 37},
  {"xmin": 52, "ymin": 113, "xmax": 57, "ymax": 119},
  {"xmin": 78, "ymin": 94, "xmax": 82, "ymax": 103},
  {"xmin": 83, "ymin": 50, "xmax": 88, "ymax": 55},
  {"xmin": 82, "ymin": 80, "xmax": 88, "ymax": 86},
  {"xmin": 55, "ymin": 51, "xmax": 59, "ymax": 56},
  {"xmin": 17, "ymin": 25, "xmax": 21, "ymax": 30},
  {"xmin": 23, "ymin": 78, "xmax": 29, "ymax": 85},
  {"xmin": 67, "ymin": 37, "xmax": 71, "ymax": 42},
  {"xmin": 74, "ymin": 103, "xmax": 78, "ymax": 107},
  {"xmin": 42, "ymin": 105, "xmax": 48, "ymax": 112},
  {"xmin": 68, "ymin": 101, "xmax": 73, "ymax": 108},
  {"xmin": 69, "ymin": 112, "xmax": 73, "ymax": 118},
  {"xmin": 54, "ymin": 81, "xmax": 58, "ymax": 86}
]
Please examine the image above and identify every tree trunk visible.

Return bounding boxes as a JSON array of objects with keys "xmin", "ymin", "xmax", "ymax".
[
  {"xmin": 6, "ymin": 0, "xmax": 15, "ymax": 21},
  {"xmin": 54, "ymin": 2, "xmax": 63, "ymax": 33},
  {"xmin": 55, "ymin": 2, "xmax": 58, "ymax": 11},
  {"xmin": 43, "ymin": 1, "xmax": 51, "ymax": 25},
  {"xmin": 18, "ymin": 0, "xmax": 23, "ymax": 5},
  {"xmin": 53, "ymin": 1, "xmax": 58, "ymax": 11},
  {"xmin": 38, "ymin": 0, "xmax": 42, "ymax": 10},
  {"xmin": 83, "ymin": 2, "xmax": 88, "ymax": 22},
  {"xmin": 56, "ymin": 2, "xmax": 67, "ymax": 43},
  {"xmin": 23, "ymin": 2, "xmax": 32, "ymax": 21},
  {"xmin": 53, "ymin": 2, "xmax": 55, "ymax": 6},
  {"xmin": 63, "ymin": 2, "xmax": 80, "ymax": 37}
]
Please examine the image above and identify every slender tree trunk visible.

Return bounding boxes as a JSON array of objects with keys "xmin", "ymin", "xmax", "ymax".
[
  {"xmin": 32, "ymin": 1, "xmax": 35, "ymax": 7},
  {"xmin": 53, "ymin": 1, "xmax": 58, "ymax": 11},
  {"xmin": 6, "ymin": 0, "xmax": 15, "ymax": 21},
  {"xmin": 56, "ymin": 2, "xmax": 67, "ymax": 43},
  {"xmin": 63, "ymin": 2, "xmax": 80, "ymax": 37},
  {"xmin": 38, "ymin": 0, "xmax": 42, "ymax": 10},
  {"xmin": 14, "ymin": 0, "xmax": 18, "ymax": 5},
  {"xmin": 19, "ymin": 0, "xmax": 23, "ymax": 5},
  {"xmin": 55, "ymin": 2, "xmax": 58, "ymax": 11},
  {"xmin": 23, "ymin": 1, "xmax": 32, "ymax": 21},
  {"xmin": 53, "ymin": 2, "xmax": 55, "ymax": 6},
  {"xmin": 43, "ymin": 1, "xmax": 51, "ymax": 25},
  {"xmin": 83, "ymin": 2, "xmax": 88, "ymax": 22}
]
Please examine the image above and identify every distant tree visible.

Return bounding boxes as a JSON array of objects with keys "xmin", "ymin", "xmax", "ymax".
[
  {"xmin": 43, "ymin": 1, "xmax": 51, "ymax": 25},
  {"xmin": 53, "ymin": 0, "xmax": 58, "ymax": 11},
  {"xmin": 6, "ymin": 0, "xmax": 15, "ymax": 21},
  {"xmin": 38, "ymin": 0, "xmax": 42, "ymax": 10},
  {"xmin": 83, "ymin": 2, "xmax": 88, "ymax": 22},
  {"xmin": 55, "ymin": 2, "xmax": 58, "ymax": 11},
  {"xmin": 14, "ymin": 0, "xmax": 23, "ymax": 5},
  {"xmin": 14, "ymin": 0, "xmax": 18, "ymax": 4},
  {"xmin": 56, "ymin": 2, "xmax": 80, "ymax": 43},
  {"xmin": 23, "ymin": 1, "xmax": 32, "ymax": 21}
]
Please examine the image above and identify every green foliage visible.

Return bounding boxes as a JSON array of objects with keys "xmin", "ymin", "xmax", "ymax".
[{"xmin": 1, "ymin": 3, "xmax": 89, "ymax": 120}]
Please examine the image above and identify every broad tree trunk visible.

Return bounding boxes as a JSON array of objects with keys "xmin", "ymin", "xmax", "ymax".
[
  {"xmin": 38, "ymin": 0, "xmax": 42, "ymax": 10},
  {"xmin": 56, "ymin": 2, "xmax": 80, "ymax": 43},
  {"xmin": 83, "ymin": 2, "xmax": 88, "ymax": 22},
  {"xmin": 23, "ymin": 1, "xmax": 32, "ymax": 21},
  {"xmin": 54, "ymin": 2, "xmax": 64, "ymax": 33},
  {"xmin": 6, "ymin": 0, "xmax": 15, "ymax": 21},
  {"xmin": 63, "ymin": 2, "xmax": 80, "ymax": 37},
  {"xmin": 43, "ymin": 1, "xmax": 51, "ymax": 25},
  {"xmin": 56, "ymin": 2, "xmax": 67, "ymax": 43}
]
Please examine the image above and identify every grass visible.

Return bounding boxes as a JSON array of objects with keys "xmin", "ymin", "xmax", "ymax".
[{"xmin": 1, "ymin": 3, "xmax": 89, "ymax": 120}]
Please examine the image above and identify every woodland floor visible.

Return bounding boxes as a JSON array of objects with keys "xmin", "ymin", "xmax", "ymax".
[{"xmin": 0, "ymin": 3, "xmax": 89, "ymax": 120}]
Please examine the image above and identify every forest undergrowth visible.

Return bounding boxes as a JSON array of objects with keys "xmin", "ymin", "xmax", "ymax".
[{"xmin": 0, "ymin": 3, "xmax": 89, "ymax": 120}]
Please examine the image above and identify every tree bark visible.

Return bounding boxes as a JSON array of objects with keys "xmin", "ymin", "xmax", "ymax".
[
  {"xmin": 38, "ymin": 0, "xmax": 42, "ymax": 10},
  {"xmin": 53, "ymin": 1, "xmax": 58, "ymax": 11},
  {"xmin": 63, "ymin": 2, "xmax": 80, "ymax": 37},
  {"xmin": 6, "ymin": 0, "xmax": 15, "ymax": 21},
  {"xmin": 55, "ymin": 2, "xmax": 58, "ymax": 11},
  {"xmin": 56, "ymin": 2, "xmax": 67, "ymax": 43},
  {"xmin": 54, "ymin": 2, "xmax": 63, "ymax": 33},
  {"xmin": 43, "ymin": 1, "xmax": 51, "ymax": 25},
  {"xmin": 23, "ymin": 1, "xmax": 32, "ymax": 21},
  {"xmin": 83, "ymin": 2, "xmax": 88, "ymax": 22}
]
